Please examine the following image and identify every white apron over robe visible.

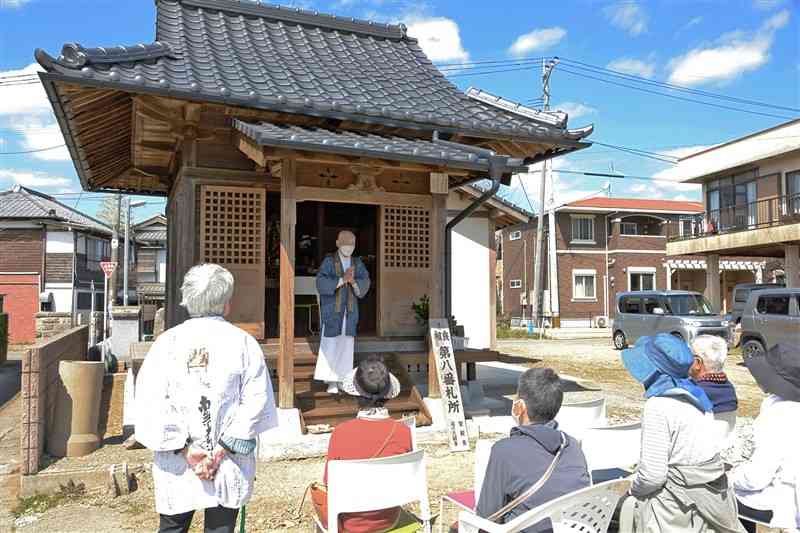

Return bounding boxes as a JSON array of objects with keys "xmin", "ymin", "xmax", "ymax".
[
  {"xmin": 314, "ymin": 254, "xmax": 359, "ymax": 383},
  {"xmin": 135, "ymin": 316, "xmax": 277, "ymax": 515}
]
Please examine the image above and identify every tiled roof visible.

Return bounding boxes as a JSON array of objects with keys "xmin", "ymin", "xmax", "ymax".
[
  {"xmin": 35, "ymin": 0, "xmax": 592, "ymax": 144},
  {"xmin": 137, "ymin": 282, "xmax": 166, "ymax": 296},
  {"xmin": 468, "ymin": 180, "xmax": 533, "ymax": 217},
  {"xmin": 564, "ymin": 197, "xmax": 704, "ymax": 213},
  {"xmin": 137, "ymin": 230, "xmax": 167, "ymax": 241},
  {"xmin": 234, "ymin": 120, "xmax": 528, "ymax": 174},
  {"xmin": 0, "ymin": 186, "xmax": 111, "ymax": 233}
]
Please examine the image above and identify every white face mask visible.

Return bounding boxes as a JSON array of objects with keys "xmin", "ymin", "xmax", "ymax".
[{"xmin": 339, "ymin": 244, "xmax": 355, "ymax": 257}]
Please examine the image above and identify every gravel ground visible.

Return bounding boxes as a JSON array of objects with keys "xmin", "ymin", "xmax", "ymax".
[{"xmin": 5, "ymin": 338, "xmax": 767, "ymax": 532}]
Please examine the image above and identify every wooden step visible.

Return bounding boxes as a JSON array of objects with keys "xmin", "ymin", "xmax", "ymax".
[{"xmin": 301, "ymin": 394, "xmax": 427, "ymax": 426}]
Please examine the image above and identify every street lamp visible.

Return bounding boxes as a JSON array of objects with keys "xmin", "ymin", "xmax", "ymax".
[{"xmin": 123, "ymin": 199, "xmax": 147, "ymax": 306}]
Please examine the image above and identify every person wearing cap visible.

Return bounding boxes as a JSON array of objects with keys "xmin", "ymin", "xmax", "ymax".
[
  {"xmin": 733, "ymin": 344, "xmax": 800, "ymax": 532},
  {"xmin": 314, "ymin": 230, "xmax": 371, "ymax": 395},
  {"xmin": 316, "ymin": 355, "xmax": 412, "ymax": 533},
  {"xmin": 621, "ymin": 334, "xmax": 744, "ymax": 533}
]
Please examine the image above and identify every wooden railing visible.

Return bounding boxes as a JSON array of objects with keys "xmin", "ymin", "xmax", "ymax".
[{"xmin": 666, "ymin": 194, "xmax": 800, "ymax": 241}]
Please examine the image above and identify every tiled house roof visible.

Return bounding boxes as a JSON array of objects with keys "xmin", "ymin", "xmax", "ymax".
[
  {"xmin": 0, "ymin": 186, "xmax": 111, "ymax": 233},
  {"xmin": 35, "ymin": 0, "xmax": 593, "ymax": 144},
  {"xmin": 563, "ymin": 197, "xmax": 704, "ymax": 213}
]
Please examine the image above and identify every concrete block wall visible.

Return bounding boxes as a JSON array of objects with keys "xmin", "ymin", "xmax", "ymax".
[
  {"xmin": 20, "ymin": 326, "xmax": 89, "ymax": 475},
  {"xmin": 35, "ymin": 312, "xmax": 73, "ymax": 340}
]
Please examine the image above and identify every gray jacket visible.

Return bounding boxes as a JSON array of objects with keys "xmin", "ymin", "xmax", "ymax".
[{"xmin": 476, "ymin": 421, "xmax": 590, "ymax": 533}]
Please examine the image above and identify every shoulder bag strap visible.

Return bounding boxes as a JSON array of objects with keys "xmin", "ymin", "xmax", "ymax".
[
  {"xmin": 487, "ymin": 432, "xmax": 568, "ymax": 523},
  {"xmin": 370, "ymin": 420, "xmax": 399, "ymax": 458}
]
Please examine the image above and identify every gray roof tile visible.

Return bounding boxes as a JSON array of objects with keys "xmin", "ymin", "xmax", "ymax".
[
  {"xmin": 137, "ymin": 230, "xmax": 167, "ymax": 241},
  {"xmin": 36, "ymin": 0, "xmax": 592, "ymax": 143},
  {"xmin": 234, "ymin": 120, "xmax": 528, "ymax": 173},
  {"xmin": 0, "ymin": 186, "xmax": 111, "ymax": 234}
]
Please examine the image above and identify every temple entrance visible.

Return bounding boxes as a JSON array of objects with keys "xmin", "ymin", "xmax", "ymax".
[{"xmin": 265, "ymin": 197, "xmax": 378, "ymax": 337}]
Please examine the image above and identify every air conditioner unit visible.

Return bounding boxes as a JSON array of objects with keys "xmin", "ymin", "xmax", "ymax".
[
  {"xmin": 593, "ymin": 315, "xmax": 610, "ymax": 328},
  {"xmin": 607, "ymin": 258, "xmax": 616, "ymax": 266}
]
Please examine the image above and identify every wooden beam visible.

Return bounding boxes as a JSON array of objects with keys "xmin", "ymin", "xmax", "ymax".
[
  {"xmin": 278, "ymin": 158, "xmax": 297, "ymax": 409},
  {"xmin": 488, "ymin": 210, "xmax": 498, "ymax": 350},
  {"xmin": 428, "ymin": 192, "xmax": 447, "ymax": 399},
  {"xmin": 234, "ymin": 132, "xmax": 268, "ymax": 167},
  {"xmin": 295, "ymin": 186, "xmax": 432, "ymax": 208}
]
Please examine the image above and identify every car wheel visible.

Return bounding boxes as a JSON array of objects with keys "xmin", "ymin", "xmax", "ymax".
[
  {"xmin": 743, "ymin": 339, "xmax": 766, "ymax": 359},
  {"xmin": 613, "ymin": 331, "xmax": 627, "ymax": 350}
]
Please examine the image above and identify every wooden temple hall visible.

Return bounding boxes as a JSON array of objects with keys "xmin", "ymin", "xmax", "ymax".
[{"xmin": 35, "ymin": 0, "xmax": 593, "ymax": 427}]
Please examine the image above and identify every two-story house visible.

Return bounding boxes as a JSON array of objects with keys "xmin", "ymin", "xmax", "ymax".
[
  {"xmin": 0, "ymin": 186, "xmax": 111, "ymax": 342},
  {"xmin": 502, "ymin": 196, "xmax": 768, "ymax": 327},
  {"xmin": 133, "ymin": 214, "xmax": 167, "ymax": 335},
  {"xmin": 666, "ymin": 118, "xmax": 800, "ymax": 309}
]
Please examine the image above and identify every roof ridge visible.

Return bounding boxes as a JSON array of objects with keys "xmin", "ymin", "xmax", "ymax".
[
  {"xmin": 170, "ymin": 0, "xmax": 409, "ymax": 40},
  {"xmin": 16, "ymin": 186, "xmax": 57, "ymax": 218}
]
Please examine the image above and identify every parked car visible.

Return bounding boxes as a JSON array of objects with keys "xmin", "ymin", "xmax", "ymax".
[
  {"xmin": 740, "ymin": 288, "xmax": 800, "ymax": 358},
  {"xmin": 726, "ymin": 282, "xmax": 783, "ymax": 346},
  {"xmin": 613, "ymin": 291, "xmax": 730, "ymax": 350}
]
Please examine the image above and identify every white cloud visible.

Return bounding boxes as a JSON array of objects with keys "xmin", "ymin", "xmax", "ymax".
[
  {"xmin": 0, "ymin": 64, "xmax": 50, "ymax": 116},
  {"xmin": 603, "ymin": 2, "xmax": 648, "ymax": 36},
  {"xmin": 650, "ymin": 144, "xmax": 715, "ymax": 183},
  {"xmin": 14, "ymin": 120, "xmax": 71, "ymax": 161},
  {"xmin": 685, "ymin": 16, "xmax": 703, "ymax": 28},
  {"xmin": 0, "ymin": 0, "xmax": 33, "ymax": 7},
  {"xmin": 0, "ymin": 169, "xmax": 71, "ymax": 188},
  {"xmin": 753, "ymin": 0, "xmax": 786, "ymax": 10},
  {"xmin": 555, "ymin": 102, "xmax": 597, "ymax": 120},
  {"xmin": 406, "ymin": 17, "xmax": 469, "ymax": 63},
  {"xmin": 507, "ymin": 27, "xmax": 566, "ymax": 58},
  {"xmin": 607, "ymin": 57, "xmax": 655, "ymax": 78},
  {"xmin": 668, "ymin": 9, "xmax": 790, "ymax": 86}
]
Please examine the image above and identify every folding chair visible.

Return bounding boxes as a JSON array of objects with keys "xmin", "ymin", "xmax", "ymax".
[
  {"xmin": 555, "ymin": 398, "xmax": 607, "ymax": 440},
  {"xmin": 457, "ymin": 478, "xmax": 632, "ymax": 533},
  {"xmin": 313, "ymin": 450, "xmax": 432, "ymax": 533},
  {"xmin": 437, "ymin": 439, "xmax": 494, "ymax": 533}
]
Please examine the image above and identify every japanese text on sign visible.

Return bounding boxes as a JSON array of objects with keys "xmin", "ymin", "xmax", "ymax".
[{"xmin": 429, "ymin": 318, "xmax": 469, "ymax": 451}]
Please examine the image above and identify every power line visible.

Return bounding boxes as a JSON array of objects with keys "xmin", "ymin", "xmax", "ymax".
[
  {"xmin": 557, "ymin": 67, "xmax": 795, "ymax": 121},
  {"xmin": 0, "ymin": 145, "xmax": 66, "ymax": 155},
  {"xmin": 445, "ymin": 65, "xmax": 538, "ymax": 78},
  {"xmin": 436, "ymin": 56, "xmax": 547, "ymax": 69},
  {"xmin": 590, "ymin": 140, "xmax": 679, "ymax": 164},
  {"xmin": 558, "ymin": 58, "xmax": 800, "ymax": 114}
]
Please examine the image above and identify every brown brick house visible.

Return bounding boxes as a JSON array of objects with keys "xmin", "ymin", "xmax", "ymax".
[
  {"xmin": 0, "ymin": 186, "xmax": 111, "ymax": 342},
  {"xmin": 501, "ymin": 196, "xmax": 768, "ymax": 327}
]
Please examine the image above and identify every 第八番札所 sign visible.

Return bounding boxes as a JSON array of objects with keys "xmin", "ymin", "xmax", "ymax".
[{"xmin": 429, "ymin": 318, "xmax": 469, "ymax": 451}]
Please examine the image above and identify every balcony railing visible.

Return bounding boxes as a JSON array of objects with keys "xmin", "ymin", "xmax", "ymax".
[{"xmin": 667, "ymin": 193, "xmax": 800, "ymax": 241}]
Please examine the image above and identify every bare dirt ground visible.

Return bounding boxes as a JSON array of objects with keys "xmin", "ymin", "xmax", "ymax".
[{"xmin": 3, "ymin": 338, "xmax": 766, "ymax": 532}]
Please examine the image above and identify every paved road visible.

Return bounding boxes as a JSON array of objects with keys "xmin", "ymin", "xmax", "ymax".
[{"xmin": 0, "ymin": 353, "xmax": 22, "ymax": 410}]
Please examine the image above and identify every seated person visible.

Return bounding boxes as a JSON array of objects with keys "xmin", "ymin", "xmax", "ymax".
[
  {"xmin": 476, "ymin": 368, "xmax": 590, "ymax": 533},
  {"xmin": 317, "ymin": 355, "xmax": 412, "ymax": 533},
  {"xmin": 733, "ymin": 344, "xmax": 800, "ymax": 533},
  {"xmin": 690, "ymin": 335, "xmax": 738, "ymax": 414},
  {"xmin": 622, "ymin": 334, "xmax": 744, "ymax": 532}
]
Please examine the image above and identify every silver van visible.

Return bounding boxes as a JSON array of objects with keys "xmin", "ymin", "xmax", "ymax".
[
  {"xmin": 740, "ymin": 288, "xmax": 800, "ymax": 357},
  {"xmin": 613, "ymin": 291, "xmax": 730, "ymax": 350}
]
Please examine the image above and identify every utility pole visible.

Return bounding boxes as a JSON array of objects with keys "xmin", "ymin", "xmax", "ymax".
[
  {"xmin": 110, "ymin": 194, "xmax": 121, "ymax": 306},
  {"xmin": 531, "ymin": 58, "xmax": 558, "ymax": 330}
]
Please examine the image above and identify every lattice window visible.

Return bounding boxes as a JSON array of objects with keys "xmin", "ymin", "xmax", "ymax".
[
  {"xmin": 383, "ymin": 206, "xmax": 431, "ymax": 269},
  {"xmin": 200, "ymin": 186, "xmax": 264, "ymax": 265}
]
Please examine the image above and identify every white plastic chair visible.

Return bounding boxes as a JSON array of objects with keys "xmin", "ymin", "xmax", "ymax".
[
  {"xmin": 555, "ymin": 398, "xmax": 607, "ymax": 439},
  {"xmin": 457, "ymin": 478, "xmax": 631, "ymax": 533},
  {"xmin": 579, "ymin": 422, "xmax": 641, "ymax": 484},
  {"xmin": 315, "ymin": 450, "xmax": 432, "ymax": 533},
  {"xmin": 438, "ymin": 439, "xmax": 494, "ymax": 533}
]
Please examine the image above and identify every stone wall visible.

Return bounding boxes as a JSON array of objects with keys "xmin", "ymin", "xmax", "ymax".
[
  {"xmin": 76, "ymin": 311, "xmax": 104, "ymax": 347},
  {"xmin": 35, "ymin": 312, "xmax": 73, "ymax": 340},
  {"xmin": 20, "ymin": 326, "xmax": 89, "ymax": 475}
]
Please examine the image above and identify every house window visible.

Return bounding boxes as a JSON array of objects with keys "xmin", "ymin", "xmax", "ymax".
[
  {"xmin": 570, "ymin": 215, "xmax": 595, "ymax": 243},
  {"xmin": 86, "ymin": 237, "xmax": 108, "ymax": 271},
  {"xmin": 509, "ymin": 230, "xmax": 522, "ymax": 241},
  {"xmin": 509, "ymin": 279, "xmax": 522, "ymax": 289},
  {"xmin": 620, "ymin": 222, "xmax": 638, "ymax": 235},
  {"xmin": 629, "ymin": 268, "xmax": 656, "ymax": 291},
  {"xmin": 573, "ymin": 269, "xmax": 596, "ymax": 300}
]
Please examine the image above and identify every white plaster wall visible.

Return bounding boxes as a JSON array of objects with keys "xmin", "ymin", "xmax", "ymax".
[
  {"xmin": 157, "ymin": 250, "xmax": 167, "ymax": 283},
  {"xmin": 45, "ymin": 284, "xmax": 74, "ymax": 313},
  {"xmin": 46, "ymin": 231, "xmax": 74, "ymax": 253},
  {"xmin": 448, "ymin": 214, "xmax": 491, "ymax": 349}
]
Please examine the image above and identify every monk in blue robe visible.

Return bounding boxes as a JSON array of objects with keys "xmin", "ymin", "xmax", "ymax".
[{"xmin": 314, "ymin": 230, "xmax": 371, "ymax": 394}]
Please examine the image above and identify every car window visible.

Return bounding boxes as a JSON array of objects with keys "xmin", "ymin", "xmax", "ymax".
[
  {"xmin": 756, "ymin": 295, "xmax": 790, "ymax": 315},
  {"xmin": 734, "ymin": 289, "xmax": 750, "ymax": 303},
  {"xmin": 643, "ymin": 297, "xmax": 661, "ymax": 314},
  {"xmin": 621, "ymin": 297, "xmax": 641, "ymax": 314}
]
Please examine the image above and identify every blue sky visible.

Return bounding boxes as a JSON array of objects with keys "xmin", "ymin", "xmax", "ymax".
[{"xmin": 0, "ymin": 0, "xmax": 798, "ymax": 220}]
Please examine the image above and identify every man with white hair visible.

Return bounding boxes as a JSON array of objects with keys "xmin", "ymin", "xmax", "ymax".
[
  {"xmin": 135, "ymin": 263, "xmax": 277, "ymax": 533},
  {"xmin": 690, "ymin": 334, "xmax": 738, "ymax": 415},
  {"xmin": 314, "ymin": 230, "xmax": 371, "ymax": 394}
]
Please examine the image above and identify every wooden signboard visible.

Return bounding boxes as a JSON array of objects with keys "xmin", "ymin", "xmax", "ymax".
[{"xmin": 429, "ymin": 318, "xmax": 469, "ymax": 452}]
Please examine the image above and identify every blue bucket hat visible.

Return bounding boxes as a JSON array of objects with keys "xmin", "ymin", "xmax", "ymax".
[{"xmin": 622, "ymin": 333, "xmax": 713, "ymax": 412}]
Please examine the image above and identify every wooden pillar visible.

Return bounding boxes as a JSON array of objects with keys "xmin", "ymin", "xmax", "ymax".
[
  {"xmin": 278, "ymin": 159, "xmax": 297, "ymax": 409},
  {"xmin": 428, "ymin": 173, "xmax": 448, "ymax": 399},
  {"xmin": 488, "ymin": 210, "xmax": 498, "ymax": 350},
  {"xmin": 705, "ymin": 254, "xmax": 721, "ymax": 313},
  {"xmin": 785, "ymin": 244, "xmax": 800, "ymax": 288}
]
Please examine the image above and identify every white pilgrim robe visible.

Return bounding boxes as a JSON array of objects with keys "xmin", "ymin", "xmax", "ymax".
[
  {"xmin": 135, "ymin": 316, "xmax": 277, "ymax": 515},
  {"xmin": 314, "ymin": 254, "xmax": 361, "ymax": 383}
]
